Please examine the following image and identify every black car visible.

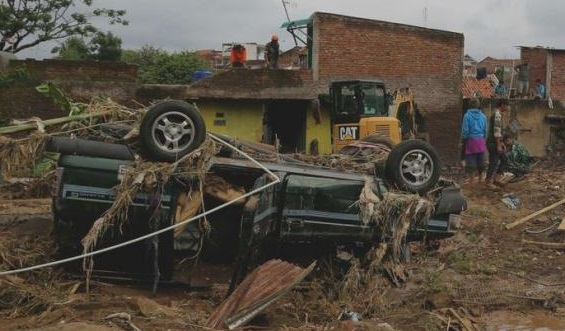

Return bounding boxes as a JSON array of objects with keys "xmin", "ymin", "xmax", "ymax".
[{"xmin": 47, "ymin": 100, "xmax": 467, "ymax": 290}]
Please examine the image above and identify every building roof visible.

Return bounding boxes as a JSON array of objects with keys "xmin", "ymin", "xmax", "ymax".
[
  {"xmin": 518, "ymin": 45, "xmax": 565, "ymax": 53},
  {"xmin": 462, "ymin": 75, "xmax": 496, "ymax": 98},
  {"xmin": 185, "ymin": 68, "xmax": 316, "ymax": 100}
]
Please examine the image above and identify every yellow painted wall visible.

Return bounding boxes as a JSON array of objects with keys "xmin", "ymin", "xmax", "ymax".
[
  {"xmin": 305, "ymin": 107, "xmax": 332, "ymax": 154},
  {"xmin": 195, "ymin": 100, "xmax": 264, "ymax": 142},
  {"xmin": 195, "ymin": 100, "xmax": 335, "ymax": 155}
]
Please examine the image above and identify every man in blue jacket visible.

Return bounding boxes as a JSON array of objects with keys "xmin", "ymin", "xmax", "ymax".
[{"xmin": 461, "ymin": 98, "xmax": 487, "ymax": 185}]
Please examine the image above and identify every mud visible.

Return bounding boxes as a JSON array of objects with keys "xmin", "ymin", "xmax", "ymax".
[{"xmin": 1, "ymin": 164, "xmax": 565, "ymax": 330}]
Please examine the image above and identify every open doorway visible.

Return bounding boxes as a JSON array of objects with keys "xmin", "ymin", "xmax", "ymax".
[{"xmin": 263, "ymin": 100, "xmax": 307, "ymax": 153}]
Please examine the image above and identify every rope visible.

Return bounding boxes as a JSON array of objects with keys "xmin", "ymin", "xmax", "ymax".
[{"xmin": 0, "ymin": 133, "xmax": 280, "ymax": 276}]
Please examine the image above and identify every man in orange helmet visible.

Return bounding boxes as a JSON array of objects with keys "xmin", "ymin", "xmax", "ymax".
[{"xmin": 265, "ymin": 34, "xmax": 280, "ymax": 69}]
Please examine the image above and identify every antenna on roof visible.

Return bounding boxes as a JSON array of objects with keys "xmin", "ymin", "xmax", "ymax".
[
  {"xmin": 281, "ymin": 0, "xmax": 309, "ymax": 47},
  {"xmin": 281, "ymin": 0, "xmax": 298, "ymax": 46},
  {"xmin": 282, "ymin": 0, "xmax": 292, "ymax": 22}
]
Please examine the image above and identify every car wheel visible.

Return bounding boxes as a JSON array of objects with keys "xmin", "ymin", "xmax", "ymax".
[
  {"xmin": 361, "ymin": 135, "xmax": 397, "ymax": 148},
  {"xmin": 385, "ymin": 139, "xmax": 440, "ymax": 194},
  {"xmin": 140, "ymin": 100, "xmax": 206, "ymax": 162}
]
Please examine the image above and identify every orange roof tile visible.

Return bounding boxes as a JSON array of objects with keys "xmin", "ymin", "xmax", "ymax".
[{"xmin": 462, "ymin": 76, "xmax": 495, "ymax": 98}]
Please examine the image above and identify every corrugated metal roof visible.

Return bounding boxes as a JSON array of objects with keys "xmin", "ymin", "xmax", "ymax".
[{"xmin": 206, "ymin": 259, "xmax": 315, "ymax": 330}]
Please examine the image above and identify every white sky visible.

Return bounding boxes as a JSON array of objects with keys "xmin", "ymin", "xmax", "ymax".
[{"xmin": 19, "ymin": 0, "xmax": 564, "ymax": 62}]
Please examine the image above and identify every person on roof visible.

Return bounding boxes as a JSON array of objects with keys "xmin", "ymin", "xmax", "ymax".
[
  {"xmin": 265, "ymin": 34, "xmax": 280, "ymax": 69},
  {"xmin": 229, "ymin": 44, "xmax": 246, "ymax": 68}
]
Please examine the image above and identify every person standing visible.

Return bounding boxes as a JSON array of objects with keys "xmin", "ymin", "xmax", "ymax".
[
  {"xmin": 265, "ymin": 34, "xmax": 280, "ymax": 69},
  {"xmin": 461, "ymin": 98, "xmax": 487, "ymax": 185},
  {"xmin": 485, "ymin": 99, "xmax": 510, "ymax": 189},
  {"xmin": 515, "ymin": 63, "xmax": 529, "ymax": 98}
]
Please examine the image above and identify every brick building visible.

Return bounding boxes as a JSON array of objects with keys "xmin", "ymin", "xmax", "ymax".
[
  {"xmin": 1, "ymin": 12, "xmax": 465, "ymax": 164},
  {"xmin": 519, "ymin": 46, "xmax": 565, "ymax": 102},
  {"xmin": 185, "ymin": 12, "xmax": 464, "ymax": 163}
]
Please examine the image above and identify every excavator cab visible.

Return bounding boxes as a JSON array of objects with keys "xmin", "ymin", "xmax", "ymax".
[
  {"xmin": 330, "ymin": 80, "xmax": 389, "ymax": 119},
  {"xmin": 329, "ymin": 79, "xmax": 401, "ymax": 153}
]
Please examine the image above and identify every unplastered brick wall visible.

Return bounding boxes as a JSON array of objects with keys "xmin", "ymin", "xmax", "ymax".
[
  {"xmin": 520, "ymin": 47, "xmax": 565, "ymax": 102},
  {"xmin": 10, "ymin": 59, "xmax": 138, "ymax": 82},
  {"xmin": 311, "ymin": 12, "xmax": 464, "ymax": 164},
  {"xmin": 551, "ymin": 53, "xmax": 565, "ymax": 100},
  {"xmin": 520, "ymin": 48, "xmax": 546, "ymax": 91},
  {"xmin": 1, "ymin": 59, "xmax": 141, "ymax": 120}
]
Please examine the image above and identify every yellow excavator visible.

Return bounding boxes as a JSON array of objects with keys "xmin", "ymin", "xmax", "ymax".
[{"xmin": 329, "ymin": 79, "xmax": 427, "ymax": 153}]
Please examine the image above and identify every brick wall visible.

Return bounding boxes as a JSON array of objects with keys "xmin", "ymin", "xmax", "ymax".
[
  {"xmin": 551, "ymin": 52, "xmax": 565, "ymax": 102},
  {"xmin": 0, "ymin": 59, "xmax": 141, "ymax": 120},
  {"xmin": 10, "ymin": 59, "xmax": 138, "ymax": 82},
  {"xmin": 520, "ymin": 47, "xmax": 565, "ymax": 103},
  {"xmin": 312, "ymin": 12, "xmax": 464, "ymax": 164}
]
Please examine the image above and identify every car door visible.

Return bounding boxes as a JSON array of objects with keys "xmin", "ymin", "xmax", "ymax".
[
  {"xmin": 241, "ymin": 173, "xmax": 281, "ymax": 246},
  {"xmin": 279, "ymin": 174, "xmax": 374, "ymax": 244}
]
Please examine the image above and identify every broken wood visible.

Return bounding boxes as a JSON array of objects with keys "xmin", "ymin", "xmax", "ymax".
[
  {"xmin": 0, "ymin": 112, "xmax": 109, "ymax": 134},
  {"xmin": 505, "ymin": 198, "xmax": 565, "ymax": 230},
  {"xmin": 558, "ymin": 218, "xmax": 565, "ymax": 231},
  {"xmin": 522, "ymin": 239, "xmax": 565, "ymax": 249}
]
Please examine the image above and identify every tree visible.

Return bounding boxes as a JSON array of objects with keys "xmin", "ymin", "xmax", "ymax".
[
  {"xmin": 122, "ymin": 46, "xmax": 211, "ymax": 84},
  {"xmin": 52, "ymin": 31, "xmax": 122, "ymax": 61},
  {"xmin": 0, "ymin": 0, "xmax": 127, "ymax": 54},
  {"xmin": 51, "ymin": 36, "xmax": 90, "ymax": 60},
  {"xmin": 89, "ymin": 31, "xmax": 121, "ymax": 61}
]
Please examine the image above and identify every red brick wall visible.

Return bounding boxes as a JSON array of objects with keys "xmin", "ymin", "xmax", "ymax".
[
  {"xmin": 0, "ymin": 59, "xmax": 140, "ymax": 120},
  {"xmin": 520, "ymin": 48, "xmax": 565, "ymax": 104},
  {"xmin": 520, "ymin": 48, "xmax": 546, "ymax": 90},
  {"xmin": 10, "ymin": 59, "xmax": 138, "ymax": 82},
  {"xmin": 312, "ymin": 12, "xmax": 464, "ymax": 165},
  {"xmin": 551, "ymin": 52, "xmax": 565, "ymax": 101}
]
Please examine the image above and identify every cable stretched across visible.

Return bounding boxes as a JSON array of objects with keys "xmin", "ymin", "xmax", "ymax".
[{"xmin": 0, "ymin": 133, "xmax": 280, "ymax": 276}]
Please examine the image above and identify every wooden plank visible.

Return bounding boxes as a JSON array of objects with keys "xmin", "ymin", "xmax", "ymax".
[
  {"xmin": 558, "ymin": 218, "xmax": 565, "ymax": 231},
  {"xmin": 522, "ymin": 239, "xmax": 565, "ymax": 249},
  {"xmin": 505, "ymin": 198, "xmax": 565, "ymax": 230}
]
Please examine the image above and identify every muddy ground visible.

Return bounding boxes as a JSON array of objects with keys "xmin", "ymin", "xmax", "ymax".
[{"xmin": 1, "ymin": 163, "xmax": 565, "ymax": 331}]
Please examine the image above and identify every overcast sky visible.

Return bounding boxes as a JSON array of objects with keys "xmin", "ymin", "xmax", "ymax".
[{"xmin": 20, "ymin": 0, "xmax": 565, "ymax": 61}]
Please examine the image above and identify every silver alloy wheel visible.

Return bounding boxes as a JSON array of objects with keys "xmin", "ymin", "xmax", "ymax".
[
  {"xmin": 399, "ymin": 148, "xmax": 434, "ymax": 186},
  {"xmin": 151, "ymin": 111, "xmax": 196, "ymax": 153}
]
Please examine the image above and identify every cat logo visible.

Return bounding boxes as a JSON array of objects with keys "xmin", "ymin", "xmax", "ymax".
[{"xmin": 339, "ymin": 126, "xmax": 359, "ymax": 141}]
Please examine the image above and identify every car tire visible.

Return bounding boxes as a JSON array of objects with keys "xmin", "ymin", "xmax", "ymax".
[
  {"xmin": 140, "ymin": 100, "xmax": 206, "ymax": 162},
  {"xmin": 385, "ymin": 139, "xmax": 441, "ymax": 194},
  {"xmin": 361, "ymin": 135, "xmax": 397, "ymax": 149}
]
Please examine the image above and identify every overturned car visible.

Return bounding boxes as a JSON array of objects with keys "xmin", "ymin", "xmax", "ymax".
[{"xmin": 47, "ymin": 100, "xmax": 467, "ymax": 289}]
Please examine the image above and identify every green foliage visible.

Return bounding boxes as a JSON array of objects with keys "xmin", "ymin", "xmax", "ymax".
[
  {"xmin": 0, "ymin": 66, "xmax": 34, "ymax": 87},
  {"xmin": 36, "ymin": 81, "xmax": 84, "ymax": 115},
  {"xmin": 495, "ymin": 67, "xmax": 504, "ymax": 82},
  {"xmin": 0, "ymin": 0, "xmax": 128, "ymax": 54},
  {"xmin": 52, "ymin": 31, "xmax": 122, "ymax": 61},
  {"xmin": 121, "ymin": 45, "xmax": 211, "ymax": 84},
  {"xmin": 33, "ymin": 153, "xmax": 58, "ymax": 177},
  {"xmin": 446, "ymin": 251, "xmax": 476, "ymax": 272},
  {"xmin": 51, "ymin": 37, "xmax": 90, "ymax": 60},
  {"xmin": 90, "ymin": 31, "xmax": 122, "ymax": 61}
]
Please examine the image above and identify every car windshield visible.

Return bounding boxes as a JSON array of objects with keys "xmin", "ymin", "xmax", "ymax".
[{"xmin": 283, "ymin": 175, "xmax": 369, "ymax": 214}]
